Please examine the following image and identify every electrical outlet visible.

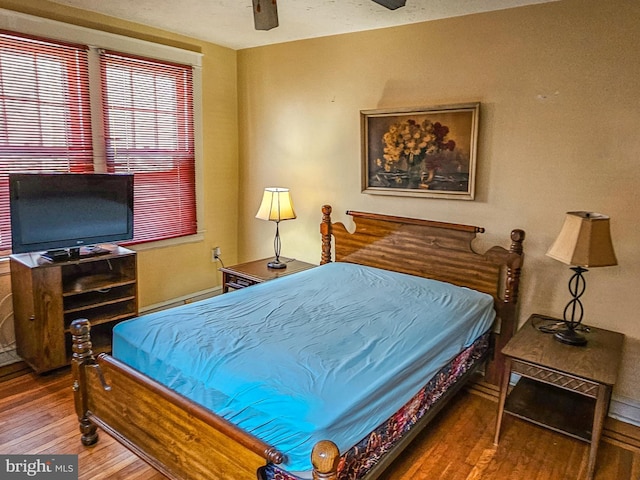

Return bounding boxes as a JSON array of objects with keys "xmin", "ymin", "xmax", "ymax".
[{"xmin": 212, "ymin": 246, "xmax": 221, "ymax": 262}]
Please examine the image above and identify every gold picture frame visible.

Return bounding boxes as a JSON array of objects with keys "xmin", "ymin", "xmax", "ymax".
[{"xmin": 361, "ymin": 103, "xmax": 479, "ymax": 200}]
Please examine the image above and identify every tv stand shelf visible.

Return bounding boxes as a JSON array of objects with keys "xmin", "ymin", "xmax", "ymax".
[
  {"xmin": 63, "ymin": 274, "xmax": 132, "ymax": 293},
  {"xmin": 10, "ymin": 246, "xmax": 138, "ymax": 373}
]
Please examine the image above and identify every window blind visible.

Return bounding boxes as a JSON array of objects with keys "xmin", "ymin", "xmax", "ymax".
[
  {"xmin": 0, "ymin": 31, "xmax": 93, "ymax": 253},
  {"xmin": 0, "ymin": 30, "xmax": 198, "ymax": 254},
  {"xmin": 100, "ymin": 50, "xmax": 196, "ymax": 244}
]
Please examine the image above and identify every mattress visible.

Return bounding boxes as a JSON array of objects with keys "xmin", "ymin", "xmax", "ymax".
[{"xmin": 112, "ymin": 262, "xmax": 495, "ymax": 474}]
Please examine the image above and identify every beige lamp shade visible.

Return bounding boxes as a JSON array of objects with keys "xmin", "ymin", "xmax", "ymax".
[
  {"xmin": 546, "ymin": 211, "xmax": 617, "ymax": 268},
  {"xmin": 255, "ymin": 187, "xmax": 296, "ymax": 222}
]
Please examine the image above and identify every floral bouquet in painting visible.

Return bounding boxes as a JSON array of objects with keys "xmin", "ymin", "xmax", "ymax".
[{"xmin": 375, "ymin": 118, "xmax": 456, "ymax": 189}]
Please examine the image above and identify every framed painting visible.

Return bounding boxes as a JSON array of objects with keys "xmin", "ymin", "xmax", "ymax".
[{"xmin": 361, "ymin": 103, "xmax": 479, "ymax": 200}]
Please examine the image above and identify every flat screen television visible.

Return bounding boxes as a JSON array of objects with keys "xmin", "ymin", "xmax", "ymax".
[{"xmin": 9, "ymin": 173, "xmax": 134, "ymax": 261}]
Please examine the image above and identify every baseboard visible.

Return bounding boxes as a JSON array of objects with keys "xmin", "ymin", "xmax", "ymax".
[
  {"xmin": 139, "ymin": 286, "xmax": 221, "ymax": 314},
  {"xmin": 609, "ymin": 394, "xmax": 640, "ymax": 428},
  {"xmin": 469, "ymin": 377, "xmax": 640, "ymax": 453},
  {"xmin": 467, "ymin": 373, "xmax": 500, "ymax": 401},
  {"xmin": 604, "ymin": 416, "xmax": 640, "ymax": 452},
  {"xmin": 0, "ymin": 360, "xmax": 29, "ymax": 382}
]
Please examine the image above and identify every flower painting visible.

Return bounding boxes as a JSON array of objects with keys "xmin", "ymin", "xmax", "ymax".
[{"xmin": 361, "ymin": 103, "xmax": 479, "ymax": 199}]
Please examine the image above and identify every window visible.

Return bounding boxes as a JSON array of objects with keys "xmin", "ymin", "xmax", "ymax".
[
  {"xmin": 0, "ymin": 32, "xmax": 93, "ymax": 253},
  {"xmin": 101, "ymin": 51, "xmax": 196, "ymax": 243},
  {"xmin": 0, "ymin": 29, "xmax": 198, "ymax": 254}
]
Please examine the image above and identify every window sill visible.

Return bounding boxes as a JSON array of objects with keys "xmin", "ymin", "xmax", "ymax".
[{"xmin": 125, "ymin": 232, "xmax": 205, "ymax": 252}]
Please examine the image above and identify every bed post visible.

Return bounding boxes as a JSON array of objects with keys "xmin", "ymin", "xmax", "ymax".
[
  {"xmin": 70, "ymin": 318, "xmax": 99, "ymax": 446},
  {"xmin": 311, "ymin": 440, "xmax": 340, "ymax": 480},
  {"xmin": 320, "ymin": 204, "xmax": 333, "ymax": 265},
  {"xmin": 504, "ymin": 229, "xmax": 525, "ymax": 305},
  {"xmin": 484, "ymin": 228, "xmax": 525, "ymax": 385}
]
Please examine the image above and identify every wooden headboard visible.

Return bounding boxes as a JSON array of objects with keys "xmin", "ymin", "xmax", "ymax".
[{"xmin": 319, "ymin": 205, "xmax": 525, "ymax": 385}]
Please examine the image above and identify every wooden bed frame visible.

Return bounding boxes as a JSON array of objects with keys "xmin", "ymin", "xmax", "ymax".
[{"xmin": 70, "ymin": 205, "xmax": 525, "ymax": 480}]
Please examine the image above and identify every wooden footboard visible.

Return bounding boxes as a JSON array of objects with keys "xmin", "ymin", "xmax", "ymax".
[{"xmin": 71, "ymin": 319, "xmax": 283, "ymax": 480}]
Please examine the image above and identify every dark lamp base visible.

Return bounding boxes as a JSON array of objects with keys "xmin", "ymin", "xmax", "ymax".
[
  {"xmin": 267, "ymin": 260, "xmax": 287, "ymax": 269},
  {"xmin": 554, "ymin": 328, "xmax": 588, "ymax": 346}
]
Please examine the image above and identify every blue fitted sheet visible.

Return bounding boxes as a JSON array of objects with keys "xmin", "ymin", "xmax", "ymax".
[{"xmin": 112, "ymin": 262, "xmax": 495, "ymax": 474}]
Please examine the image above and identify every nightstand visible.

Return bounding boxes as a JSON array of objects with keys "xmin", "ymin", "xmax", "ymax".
[
  {"xmin": 219, "ymin": 257, "xmax": 316, "ymax": 293},
  {"xmin": 494, "ymin": 314, "xmax": 624, "ymax": 480}
]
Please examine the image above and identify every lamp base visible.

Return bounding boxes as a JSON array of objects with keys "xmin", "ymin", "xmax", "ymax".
[
  {"xmin": 554, "ymin": 328, "xmax": 588, "ymax": 346},
  {"xmin": 267, "ymin": 260, "xmax": 287, "ymax": 269}
]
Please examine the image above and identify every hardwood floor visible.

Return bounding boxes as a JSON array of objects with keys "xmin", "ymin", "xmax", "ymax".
[{"xmin": 1, "ymin": 369, "xmax": 638, "ymax": 480}]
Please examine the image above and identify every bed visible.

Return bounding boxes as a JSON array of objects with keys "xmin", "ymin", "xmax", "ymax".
[{"xmin": 70, "ymin": 205, "xmax": 525, "ymax": 480}]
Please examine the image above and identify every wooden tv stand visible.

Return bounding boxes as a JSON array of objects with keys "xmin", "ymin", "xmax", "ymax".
[{"xmin": 10, "ymin": 246, "xmax": 138, "ymax": 373}]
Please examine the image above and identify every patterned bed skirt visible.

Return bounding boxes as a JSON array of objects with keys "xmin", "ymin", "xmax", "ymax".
[{"xmin": 262, "ymin": 331, "xmax": 490, "ymax": 480}]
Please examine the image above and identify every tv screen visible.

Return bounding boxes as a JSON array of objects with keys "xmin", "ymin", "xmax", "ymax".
[{"xmin": 9, "ymin": 173, "xmax": 134, "ymax": 258}]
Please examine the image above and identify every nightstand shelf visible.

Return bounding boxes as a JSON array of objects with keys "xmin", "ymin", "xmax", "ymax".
[{"xmin": 504, "ymin": 377, "xmax": 595, "ymax": 442}]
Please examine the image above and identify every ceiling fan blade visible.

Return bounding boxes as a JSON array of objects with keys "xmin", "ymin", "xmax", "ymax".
[
  {"xmin": 371, "ymin": 0, "xmax": 407, "ymax": 10},
  {"xmin": 253, "ymin": 0, "xmax": 279, "ymax": 31}
]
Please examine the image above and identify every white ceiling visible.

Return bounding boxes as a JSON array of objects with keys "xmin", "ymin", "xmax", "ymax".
[{"xmin": 49, "ymin": 0, "xmax": 557, "ymax": 50}]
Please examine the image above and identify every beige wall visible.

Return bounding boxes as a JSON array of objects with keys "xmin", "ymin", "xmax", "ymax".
[
  {"xmin": 237, "ymin": 0, "xmax": 640, "ymax": 402},
  {"xmin": 0, "ymin": 0, "xmax": 240, "ymax": 307}
]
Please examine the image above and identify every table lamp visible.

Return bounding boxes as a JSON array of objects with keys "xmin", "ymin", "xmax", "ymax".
[
  {"xmin": 546, "ymin": 211, "xmax": 617, "ymax": 346},
  {"xmin": 255, "ymin": 187, "xmax": 296, "ymax": 269}
]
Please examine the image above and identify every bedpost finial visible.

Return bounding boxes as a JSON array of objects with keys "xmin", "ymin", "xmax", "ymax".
[
  {"xmin": 264, "ymin": 446, "xmax": 285, "ymax": 465},
  {"xmin": 311, "ymin": 440, "xmax": 340, "ymax": 480},
  {"xmin": 70, "ymin": 318, "xmax": 94, "ymax": 360},
  {"xmin": 70, "ymin": 317, "xmax": 90, "ymax": 335},
  {"xmin": 510, "ymin": 229, "xmax": 525, "ymax": 254}
]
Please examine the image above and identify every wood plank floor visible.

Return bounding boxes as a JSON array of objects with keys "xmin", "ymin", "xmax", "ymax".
[{"xmin": 1, "ymin": 369, "xmax": 638, "ymax": 480}]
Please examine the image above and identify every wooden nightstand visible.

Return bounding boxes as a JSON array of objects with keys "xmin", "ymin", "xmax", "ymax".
[
  {"xmin": 494, "ymin": 314, "xmax": 624, "ymax": 480},
  {"xmin": 219, "ymin": 257, "xmax": 316, "ymax": 293}
]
